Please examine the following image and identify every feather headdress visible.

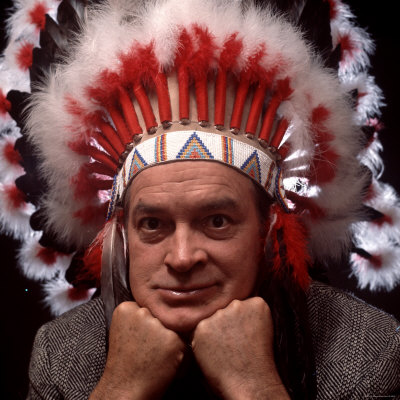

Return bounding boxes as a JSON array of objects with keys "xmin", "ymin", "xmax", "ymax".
[{"xmin": 0, "ymin": 0, "xmax": 398, "ymax": 315}]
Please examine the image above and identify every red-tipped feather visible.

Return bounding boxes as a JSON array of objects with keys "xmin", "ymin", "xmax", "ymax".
[
  {"xmin": 68, "ymin": 287, "xmax": 93, "ymax": 301},
  {"xmin": 286, "ymin": 191, "xmax": 326, "ymax": 219},
  {"xmin": 118, "ymin": 88, "xmax": 143, "ymax": 136},
  {"xmin": 327, "ymin": 0, "xmax": 339, "ymax": 20},
  {"xmin": 4, "ymin": 142, "xmax": 21, "ymax": 165},
  {"xmin": 5, "ymin": 185, "xmax": 27, "ymax": 209},
  {"xmin": 190, "ymin": 25, "xmax": 216, "ymax": 81},
  {"xmin": 73, "ymin": 203, "xmax": 108, "ymax": 225},
  {"xmin": 98, "ymin": 121, "xmax": 126, "ymax": 155},
  {"xmin": 87, "ymin": 70, "xmax": 122, "ymax": 107},
  {"xmin": 219, "ymin": 33, "xmax": 243, "ymax": 70},
  {"xmin": 0, "ymin": 89, "xmax": 11, "ymax": 116},
  {"xmin": 276, "ymin": 77, "xmax": 293, "ymax": 100},
  {"xmin": 373, "ymin": 214, "xmax": 393, "ymax": 226},
  {"xmin": 245, "ymin": 83, "xmax": 268, "ymax": 135},
  {"xmin": 269, "ymin": 118, "xmax": 289, "ymax": 148},
  {"xmin": 270, "ymin": 204, "xmax": 310, "ymax": 290},
  {"xmin": 28, "ymin": 2, "xmax": 47, "ymax": 30},
  {"xmin": 312, "ymin": 105, "xmax": 330, "ymax": 125},
  {"xmin": 338, "ymin": 33, "xmax": 356, "ymax": 60},
  {"xmin": 189, "ymin": 25, "xmax": 217, "ymax": 122},
  {"xmin": 71, "ymin": 166, "xmax": 113, "ymax": 201},
  {"xmin": 133, "ymin": 83, "xmax": 157, "ymax": 131},
  {"xmin": 230, "ymin": 77, "xmax": 250, "ymax": 130},
  {"xmin": 85, "ymin": 161, "xmax": 116, "ymax": 178},
  {"xmin": 79, "ymin": 221, "xmax": 114, "ymax": 287},
  {"xmin": 16, "ymin": 42, "xmax": 34, "ymax": 70},
  {"xmin": 308, "ymin": 147, "xmax": 339, "ymax": 184},
  {"xmin": 68, "ymin": 140, "xmax": 119, "ymax": 172},
  {"xmin": 36, "ymin": 247, "xmax": 58, "ymax": 265}
]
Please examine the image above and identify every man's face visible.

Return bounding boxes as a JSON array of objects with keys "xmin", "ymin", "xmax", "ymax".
[{"xmin": 127, "ymin": 161, "xmax": 264, "ymax": 333}]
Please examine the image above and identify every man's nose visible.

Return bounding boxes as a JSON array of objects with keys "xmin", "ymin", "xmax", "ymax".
[{"xmin": 163, "ymin": 223, "xmax": 207, "ymax": 272}]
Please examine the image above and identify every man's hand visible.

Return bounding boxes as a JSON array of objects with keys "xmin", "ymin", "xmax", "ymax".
[
  {"xmin": 90, "ymin": 301, "xmax": 186, "ymax": 400},
  {"xmin": 191, "ymin": 297, "xmax": 289, "ymax": 400}
]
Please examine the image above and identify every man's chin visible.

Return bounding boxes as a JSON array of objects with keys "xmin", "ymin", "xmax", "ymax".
[
  {"xmin": 153, "ymin": 305, "xmax": 216, "ymax": 334},
  {"xmin": 158, "ymin": 312, "xmax": 207, "ymax": 334}
]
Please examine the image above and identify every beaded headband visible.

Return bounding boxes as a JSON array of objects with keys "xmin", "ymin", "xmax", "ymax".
[{"xmin": 109, "ymin": 125, "xmax": 285, "ymax": 220}]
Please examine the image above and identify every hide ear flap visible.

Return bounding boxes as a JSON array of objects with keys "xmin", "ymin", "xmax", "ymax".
[
  {"xmin": 269, "ymin": 204, "xmax": 311, "ymax": 291},
  {"xmin": 101, "ymin": 209, "xmax": 132, "ymax": 330}
]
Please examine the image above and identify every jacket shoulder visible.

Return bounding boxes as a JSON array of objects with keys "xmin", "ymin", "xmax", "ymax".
[
  {"xmin": 307, "ymin": 281, "xmax": 400, "ymax": 398},
  {"xmin": 28, "ymin": 297, "xmax": 107, "ymax": 399}
]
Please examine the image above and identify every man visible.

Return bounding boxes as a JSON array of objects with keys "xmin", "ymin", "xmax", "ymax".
[
  {"xmin": 91, "ymin": 161, "xmax": 288, "ymax": 399},
  {"xmin": 0, "ymin": 0, "xmax": 399, "ymax": 398}
]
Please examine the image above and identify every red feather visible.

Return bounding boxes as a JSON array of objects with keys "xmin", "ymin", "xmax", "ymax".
[
  {"xmin": 87, "ymin": 70, "xmax": 122, "ymax": 107},
  {"xmin": 28, "ymin": 2, "xmax": 47, "ymax": 30},
  {"xmin": 276, "ymin": 77, "xmax": 293, "ymax": 101},
  {"xmin": 189, "ymin": 25, "xmax": 216, "ymax": 80},
  {"xmin": 36, "ymin": 247, "xmax": 58, "ymax": 265},
  {"xmin": 71, "ymin": 166, "xmax": 113, "ymax": 201},
  {"xmin": 270, "ymin": 204, "xmax": 310, "ymax": 290},
  {"xmin": 79, "ymin": 221, "xmax": 114, "ymax": 286},
  {"xmin": 286, "ymin": 191, "xmax": 326, "ymax": 219},
  {"xmin": 326, "ymin": 0, "xmax": 339, "ymax": 20},
  {"xmin": 312, "ymin": 105, "xmax": 330, "ymax": 125},
  {"xmin": 4, "ymin": 142, "xmax": 21, "ymax": 165},
  {"xmin": 16, "ymin": 42, "xmax": 34, "ymax": 70},
  {"xmin": 73, "ymin": 203, "xmax": 108, "ymax": 225},
  {"xmin": 5, "ymin": 185, "xmax": 26, "ymax": 209},
  {"xmin": 309, "ymin": 146, "xmax": 338, "ymax": 184},
  {"xmin": 0, "ymin": 89, "xmax": 11, "ymax": 116},
  {"xmin": 68, "ymin": 287, "xmax": 92, "ymax": 301},
  {"xmin": 219, "ymin": 33, "xmax": 243, "ymax": 70}
]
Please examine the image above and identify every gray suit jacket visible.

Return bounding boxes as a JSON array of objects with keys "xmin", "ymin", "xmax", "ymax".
[{"xmin": 27, "ymin": 282, "xmax": 400, "ymax": 399}]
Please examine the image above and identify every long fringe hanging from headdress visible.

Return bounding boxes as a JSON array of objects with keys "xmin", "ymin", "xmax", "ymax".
[{"xmin": 270, "ymin": 204, "xmax": 311, "ymax": 291}]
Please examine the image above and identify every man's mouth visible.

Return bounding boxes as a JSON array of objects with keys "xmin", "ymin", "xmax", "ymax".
[{"xmin": 156, "ymin": 284, "xmax": 217, "ymax": 303}]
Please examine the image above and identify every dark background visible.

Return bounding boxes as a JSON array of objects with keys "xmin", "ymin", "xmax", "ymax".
[{"xmin": 0, "ymin": 0, "xmax": 399, "ymax": 398}]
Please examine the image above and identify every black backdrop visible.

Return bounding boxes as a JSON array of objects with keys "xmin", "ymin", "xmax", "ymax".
[{"xmin": 0, "ymin": 1, "xmax": 399, "ymax": 398}]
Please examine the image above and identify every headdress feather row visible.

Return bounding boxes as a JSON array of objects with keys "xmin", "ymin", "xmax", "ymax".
[{"xmin": 0, "ymin": 0, "xmax": 398, "ymax": 315}]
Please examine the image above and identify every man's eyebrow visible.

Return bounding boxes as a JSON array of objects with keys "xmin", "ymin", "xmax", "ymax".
[
  {"xmin": 131, "ymin": 202, "xmax": 164, "ymax": 216},
  {"xmin": 197, "ymin": 197, "xmax": 240, "ymax": 212}
]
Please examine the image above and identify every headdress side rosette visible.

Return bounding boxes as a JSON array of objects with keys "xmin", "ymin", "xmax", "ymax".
[{"xmin": 0, "ymin": 0, "xmax": 398, "ymax": 315}]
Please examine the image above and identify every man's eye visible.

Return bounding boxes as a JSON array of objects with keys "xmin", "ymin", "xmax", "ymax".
[
  {"xmin": 140, "ymin": 217, "xmax": 161, "ymax": 230},
  {"xmin": 208, "ymin": 215, "xmax": 229, "ymax": 229}
]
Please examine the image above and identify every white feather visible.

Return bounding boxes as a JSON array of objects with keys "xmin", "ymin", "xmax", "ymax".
[
  {"xmin": 17, "ymin": 233, "xmax": 73, "ymax": 280},
  {"xmin": 350, "ymin": 245, "xmax": 400, "ymax": 291},
  {"xmin": 42, "ymin": 276, "xmax": 96, "ymax": 316},
  {"xmin": 0, "ymin": 182, "xmax": 35, "ymax": 239},
  {"xmin": 0, "ymin": 131, "xmax": 24, "ymax": 183}
]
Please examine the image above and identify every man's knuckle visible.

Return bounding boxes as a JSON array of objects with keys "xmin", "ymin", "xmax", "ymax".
[
  {"xmin": 114, "ymin": 301, "xmax": 135, "ymax": 315},
  {"xmin": 196, "ymin": 318, "xmax": 209, "ymax": 334},
  {"xmin": 229, "ymin": 299, "xmax": 242, "ymax": 311},
  {"xmin": 136, "ymin": 306, "xmax": 151, "ymax": 318},
  {"xmin": 253, "ymin": 296, "xmax": 266, "ymax": 306},
  {"xmin": 164, "ymin": 328, "xmax": 177, "ymax": 342}
]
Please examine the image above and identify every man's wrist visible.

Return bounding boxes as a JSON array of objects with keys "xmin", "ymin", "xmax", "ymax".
[
  {"xmin": 89, "ymin": 375, "xmax": 154, "ymax": 400},
  {"xmin": 226, "ymin": 382, "xmax": 290, "ymax": 400},
  {"xmin": 221, "ymin": 368, "xmax": 290, "ymax": 400}
]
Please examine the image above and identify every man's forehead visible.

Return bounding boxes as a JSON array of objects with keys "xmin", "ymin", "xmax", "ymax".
[
  {"xmin": 126, "ymin": 161, "xmax": 257, "ymax": 210},
  {"xmin": 128, "ymin": 161, "xmax": 255, "ymax": 193}
]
